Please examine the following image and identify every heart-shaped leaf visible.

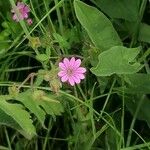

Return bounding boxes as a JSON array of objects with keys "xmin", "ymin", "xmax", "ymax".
[{"xmin": 91, "ymin": 46, "xmax": 142, "ymax": 76}]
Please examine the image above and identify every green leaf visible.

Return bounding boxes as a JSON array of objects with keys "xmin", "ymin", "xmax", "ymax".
[
  {"xmin": 36, "ymin": 54, "xmax": 49, "ymax": 62},
  {"xmin": 0, "ymin": 146, "xmax": 9, "ymax": 150},
  {"xmin": 0, "ymin": 96, "xmax": 36, "ymax": 139},
  {"xmin": 33, "ymin": 69, "xmax": 45, "ymax": 86},
  {"xmin": 92, "ymin": 0, "xmax": 140, "ymax": 21},
  {"xmin": 0, "ymin": 107, "xmax": 22, "ymax": 130},
  {"xmin": 2, "ymin": 21, "xmax": 10, "ymax": 28},
  {"xmin": 124, "ymin": 73, "xmax": 150, "ymax": 94},
  {"xmin": 97, "ymin": 77, "xmax": 109, "ymax": 94},
  {"xmin": 46, "ymin": 46, "xmax": 51, "ymax": 57},
  {"xmin": 105, "ymin": 128, "xmax": 119, "ymax": 150},
  {"xmin": 36, "ymin": 94, "xmax": 64, "ymax": 116},
  {"xmin": 125, "ymin": 95, "xmax": 150, "ymax": 128},
  {"xmin": 91, "ymin": 46, "xmax": 142, "ymax": 76},
  {"xmin": 0, "ymin": 107, "xmax": 34, "ymax": 139},
  {"xmin": 64, "ymin": 26, "xmax": 80, "ymax": 44},
  {"xmin": 138, "ymin": 23, "xmax": 150, "ymax": 44},
  {"xmin": 74, "ymin": 0, "xmax": 122, "ymax": 51},
  {"xmin": 22, "ymin": 0, "xmax": 28, "ymax": 3},
  {"xmin": 7, "ymin": 21, "xmax": 22, "ymax": 39},
  {"xmin": 53, "ymin": 33, "xmax": 70, "ymax": 50},
  {"xmin": 15, "ymin": 90, "xmax": 64, "ymax": 123},
  {"xmin": 15, "ymin": 91, "xmax": 45, "ymax": 126}
]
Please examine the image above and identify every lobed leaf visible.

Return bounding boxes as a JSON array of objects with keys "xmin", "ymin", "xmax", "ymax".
[
  {"xmin": 91, "ymin": 46, "xmax": 142, "ymax": 76},
  {"xmin": 0, "ymin": 96, "xmax": 36, "ymax": 139},
  {"xmin": 15, "ymin": 90, "xmax": 64, "ymax": 124},
  {"xmin": 15, "ymin": 91, "xmax": 46, "ymax": 126}
]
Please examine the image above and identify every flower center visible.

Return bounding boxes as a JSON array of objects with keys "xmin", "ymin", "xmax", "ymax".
[
  {"xmin": 67, "ymin": 68, "xmax": 73, "ymax": 76},
  {"xmin": 19, "ymin": 8, "xmax": 24, "ymax": 14}
]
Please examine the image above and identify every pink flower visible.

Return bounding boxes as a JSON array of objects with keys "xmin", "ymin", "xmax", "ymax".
[
  {"xmin": 27, "ymin": 18, "xmax": 33, "ymax": 25},
  {"xmin": 11, "ymin": 2, "xmax": 30, "ymax": 22},
  {"xmin": 58, "ymin": 57, "xmax": 86, "ymax": 86}
]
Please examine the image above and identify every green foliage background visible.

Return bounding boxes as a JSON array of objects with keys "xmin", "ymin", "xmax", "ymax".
[{"xmin": 0, "ymin": 0, "xmax": 150, "ymax": 150}]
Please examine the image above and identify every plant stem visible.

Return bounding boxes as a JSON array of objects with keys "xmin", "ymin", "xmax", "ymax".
[
  {"xmin": 100, "ymin": 78, "xmax": 116, "ymax": 117},
  {"xmin": 129, "ymin": 0, "xmax": 147, "ymax": 47},
  {"xmin": 126, "ymin": 95, "xmax": 145, "ymax": 147},
  {"xmin": 30, "ymin": 0, "xmax": 46, "ymax": 34},
  {"xmin": 89, "ymin": 83, "xmax": 96, "ymax": 138},
  {"xmin": 0, "ymin": 82, "xmax": 121, "ymax": 138},
  {"xmin": 120, "ymin": 77, "xmax": 125, "ymax": 148},
  {"xmin": 42, "ymin": 118, "xmax": 52, "ymax": 150},
  {"xmin": 77, "ymin": 84, "xmax": 87, "ymax": 101},
  {"xmin": 132, "ymin": 129, "xmax": 150, "ymax": 150},
  {"xmin": 54, "ymin": 0, "xmax": 63, "ymax": 35},
  {"xmin": 4, "ymin": 127, "xmax": 12, "ymax": 150},
  {"xmin": 121, "ymin": 142, "xmax": 150, "ymax": 150},
  {"xmin": 43, "ymin": 0, "xmax": 56, "ymax": 33}
]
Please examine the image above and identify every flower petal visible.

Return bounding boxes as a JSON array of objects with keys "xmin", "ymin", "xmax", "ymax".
[
  {"xmin": 68, "ymin": 77, "xmax": 75, "ymax": 86},
  {"xmin": 24, "ymin": 6, "xmax": 30, "ymax": 12},
  {"xmin": 77, "ymin": 74, "xmax": 85, "ymax": 79},
  {"xmin": 76, "ymin": 67, "xmax": 86, "ymax": 73},
  {"xmin": 17, "ymin": 2, "xmax": 24, "ymax": 7},
  {"xmin": 11, "ymin": 2, "xmax": 30, "ymax": 22},
  {"xmin": 27, "ymin": 18, "xmax": 33, "ymax": 25},
  {"xmin": 23, "ymin": 13, "xmax": 28, "ymax": 19},
  {"xmin": 74, "ymin": 59, "xmax": 81, "ymax": 68},
  {"xmin": 58, "ymin": 71, "xmax": 66, "ymax": 77},
  {"xmin": 17, "ymin": 3, "xmax": 25, "ymax": 10},
  {"xmin": 58, "ymin": 57, "xmax": 86, "ymax": 85},
  {"xmin": 61, "ymin": 75, "xmax": 68, "ymax": 82},
  {"xmin": 70, "ymin": 57, "xmax": 75, "ymax": 67},
  {"xmin": 73, "ymin": 76, "xmax": 81, "ymax": 84},
  {"xmin": 12, "ymin": 14, "xmax": 17, "ymax": 20},
  {"xmin": 59, "ymin": 62, "xmax": 66, "ymax": 70},
  {"xmin": 63, "ymin": 58, "xmax": 70, "ymax": 68}
]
